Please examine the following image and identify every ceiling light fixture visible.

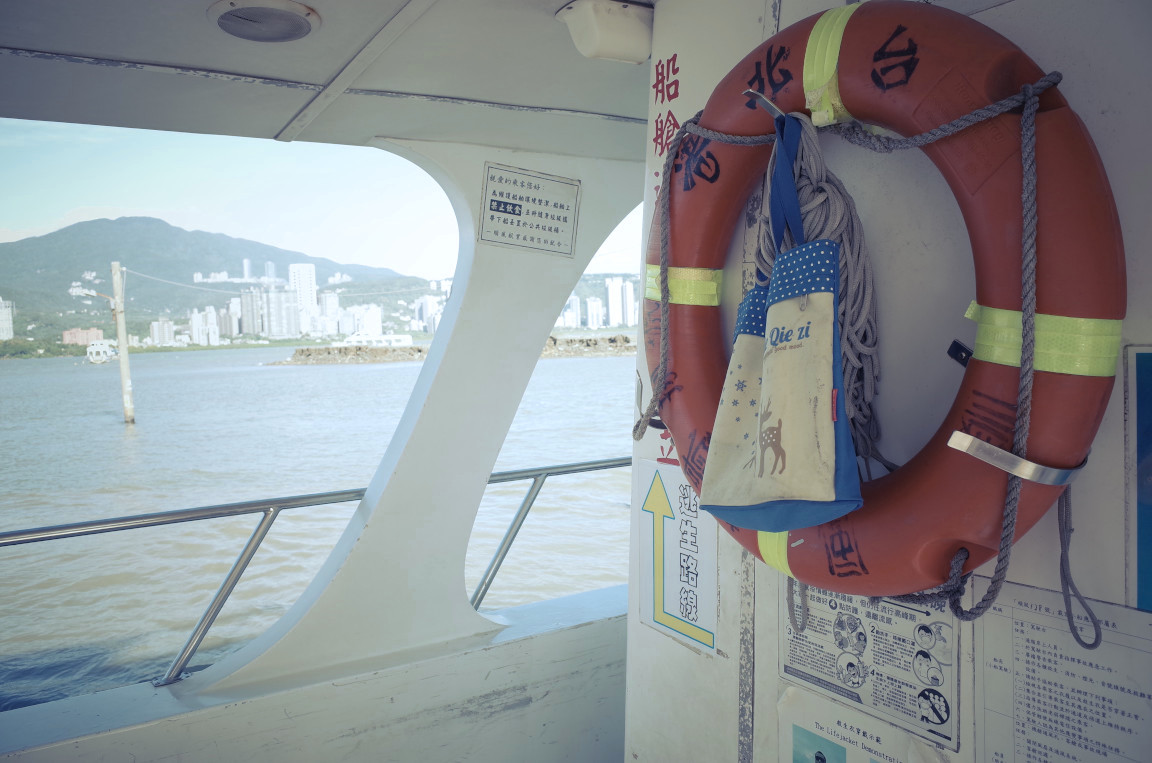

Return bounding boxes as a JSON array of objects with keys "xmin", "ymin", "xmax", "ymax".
[{"xmin": 208, "ymin": 0, "xmax": 321, "ymax": 43}]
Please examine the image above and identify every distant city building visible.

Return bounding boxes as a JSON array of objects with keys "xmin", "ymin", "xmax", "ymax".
[
  {"xmin": 264, "ymin": 261, "xmax": 277, "ymax": 281},
  {"xmin": 412, "ymin": 295, "xmax": 444, "ymax": 333},
  {"xmin": 0, "ymin": 295, "xmax": 13, "ymax": 340},
  {"xmin": 242, "ymin": 258, "xmax": 252, "ymax": 280},
  {"xmin": 217, "ymin": 306, "xmax": 237, "ymax": 338},
  {"xmin": 605, "ymin": 277, "xmax": 624, "ymax": 327},
  {"xmin": 605, "ymin": 277, "xmax": 638, "ymax": 327},
  {"xmin": 289, "ymin": 263, "xmax": 319, "ymax": 334},
  {"xmin": 586, "ymin": 296, "xmax": 605, "ymax": 330},
  {"xmin": 189, "ymin": 307, "xmax": 220, "ymax": 346},
  {"xmin": 62, "ymin": 327, "xmax": 104, "ymax": 345},
  {"xmin": 623, "ymin": 280, "xmax": 637, "ymax": 327},
  {"xmin": 289, "ymin": 264, "xmax": 318, "ymax": 307},
  {"xmin": 556, "ymin": 295, "xmax": 581, "ymax": 329},
  {"xmin": 189, "ymin": 309, "xmax": 205, "ymax": 345},
  {"xmin": 219, "ymin": 298, "xmax": 241, "ymax": 337},
  {"xmin": 317, "ymin": 292, "xmax": 342, "ymax": 337},
  {"xmin": 265, "ymin": 287, "xmax": 299, "ymax": 339},
  {"xmin": 240, "ymin": 288, "xmax": 265, "ymax": 336},
  {"xmin": 149, "ymin": 318, "xmax": 175, "ymax": 347},
  {"xmin": 348, "ymin": 304, "xmax": 383, "ymax": 337}
]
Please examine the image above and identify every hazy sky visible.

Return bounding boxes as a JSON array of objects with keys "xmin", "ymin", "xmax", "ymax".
[{"xmin": 0, "ymin": 118, "xmax": 641, "ymax": 281}]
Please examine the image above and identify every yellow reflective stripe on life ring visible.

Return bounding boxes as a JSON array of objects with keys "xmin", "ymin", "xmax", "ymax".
[
  {"xmin": 644, "ymin": 264, "xmax": 723, "ymax": 306},
  {"xmin": 757, "ymin": 530, "xmax": 793, "ymax": 577},
  {"xmin": 803, "ymin": 4, "xmax": 861, "ymax": 127},
  {"xmin": 965, "ymin": 301, "xmax": 1123, "ymax": 377}
]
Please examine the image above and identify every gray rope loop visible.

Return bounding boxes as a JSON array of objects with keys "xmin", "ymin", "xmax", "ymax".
[
  {"xmin": 633, "ymin": 112, "xmax": 777, "ymax": 441},
  {"xmin": 1058, "ymin": 488, "xmax": 1103, "ymax": 648},
  {"xmin": 830, "ymin": 72, "xmax": 1062, "ymax": 154},
  {"xmin": 786, "ymin": 576, "xmax": 809, "ymax": 634}
]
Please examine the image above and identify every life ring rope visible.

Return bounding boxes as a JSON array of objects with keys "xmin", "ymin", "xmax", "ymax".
[
  {"xmin": 631, "ymin": 110, "xmax": 777, "ymax": 441},
  {"xmin": 635, "ymin": 69, "xmax": 1104, "ymax": 634},
  {"xmin": 638, "ymin": 2, "xmax": 1122, "ymax": 645}
]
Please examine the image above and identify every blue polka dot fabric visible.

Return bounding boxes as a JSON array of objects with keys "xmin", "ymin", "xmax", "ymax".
[
  {"xmin": 765, "ymin": 239, "xmax": 839, "ymax": 307},
  {"xmin": 733, "ymin": 285, "xmax": 769, "ymax": 341}
]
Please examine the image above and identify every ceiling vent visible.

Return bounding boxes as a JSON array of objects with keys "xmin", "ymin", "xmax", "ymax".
[{"xmin": 208, "ymin": 0, "xmax": 321, "ymax": 43}]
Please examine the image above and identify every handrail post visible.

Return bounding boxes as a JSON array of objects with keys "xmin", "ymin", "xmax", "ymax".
[
  {"xmin": 470, "ymin": 474, "xmax": 548, "ymax": 610},
  {"xmin": 154, "ymin": 507, "xmax": 282, "ymax": 686}
]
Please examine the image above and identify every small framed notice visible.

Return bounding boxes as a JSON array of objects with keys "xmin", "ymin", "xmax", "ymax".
[{"xmin": 480, "ymin": 163, "xmax": 580, "ymax": 257}]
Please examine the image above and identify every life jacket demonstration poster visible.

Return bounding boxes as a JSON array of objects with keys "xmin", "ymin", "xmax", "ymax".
[{"xmin": 778, "ymin": 586, "xmax": 961, "ymax": 751}]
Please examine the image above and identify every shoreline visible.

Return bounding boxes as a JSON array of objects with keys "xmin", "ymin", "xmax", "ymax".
[{"xmin": 274, "ymin": 334, "xmax": 637, "ymax": 365}]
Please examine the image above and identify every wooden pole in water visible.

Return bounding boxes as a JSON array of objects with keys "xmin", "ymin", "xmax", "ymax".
[{"xmin": 111, "ymin": 261, "xmax": 135, "ymax": 424}]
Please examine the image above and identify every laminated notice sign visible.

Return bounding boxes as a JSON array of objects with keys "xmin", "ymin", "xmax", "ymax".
[
  {"xmin": 779, "ymin": 586, "xmax": 960, "ymax": 750},
  {"xmin": 480, "ymin": 163, "xmax": 579, "ymax": 257},
  {"xmin": 975, "ymin": 579, "xmax": 1152, "ymax": 762}
]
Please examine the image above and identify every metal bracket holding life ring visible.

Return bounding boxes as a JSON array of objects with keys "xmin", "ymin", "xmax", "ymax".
[{"xmin": 639, "ymin": 0, "xmax": 1125, "ymax": 600}]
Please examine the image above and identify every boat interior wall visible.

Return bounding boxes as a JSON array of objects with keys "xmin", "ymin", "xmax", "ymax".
[
  {"xmin": 0, "ymin": 0, "xmax": 649, "ymax": 158},
  {"xmin": 198, "ymin": 141, "xmax": 641, "ymax": 695},
  {"xmin": 629, "ymin": 0, "xmax": 1149, "ymax": 760}
]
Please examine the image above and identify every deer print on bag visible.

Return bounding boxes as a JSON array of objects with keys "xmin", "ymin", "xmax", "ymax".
[{"xmin": 757, "ymin": 397, "xmax": 786, "ymax": 477}]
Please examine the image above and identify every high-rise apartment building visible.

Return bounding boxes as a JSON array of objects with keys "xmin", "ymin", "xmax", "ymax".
[
  {"xmin": 189, "ymin": 307, "xmax": 220, "ymax": 346},
  {"xmin": 189, "ymin": 309, "xmax": 206, "ymax": 346},
  {"xmin": 149, "ymin": 318, "xmax": 175, "ymax": 347},
  {"xmin": 264, "ymin": 261, "xmax": 277, "ymax": 281},
  {"xmin": 265, "ymin": 288, "xmax": 300, "ymax": 339},
  {"xmin": 556, "ymin": 295, "xmax": 581, "ymax": 329},
  {"xmin": 412, "ymin": 295, "xmax": 444, "ymax": 334},
  {"xmin": 289, "ymin": 263, "xmax": 319, "ymax": 334},
  {"xmin": 289, "ymin": 264, "xmax": 318, "ymax": 310},
  {"xmin": 622, "ymin": 280, "xmax": 637, "ymax": 327},
  {"xmin": 605, "ymin": 277, "xmax": 625, "ymax": 327},
  {"xmin": 350, "ymin": 304, "xmax": 383, "ymax": 337},
  {"xmin": 605, "ymin": 277, "xmax": 638, "ymax": 327},
  {"xmin": 585, "ymin": 297, "xmax": 605, "ymax": 330},
  {"xmin": 240, "ymin": 288, "xmax": 265, "ymax": 335},
  {"xmin": 0, "ymin": 296, "xmax": 13, "ymax": 340}
]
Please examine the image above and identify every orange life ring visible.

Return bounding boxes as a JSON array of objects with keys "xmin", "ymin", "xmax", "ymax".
[{"xmin": 644, "ymin": 0, "xmax": 1125, "ymax": 596}]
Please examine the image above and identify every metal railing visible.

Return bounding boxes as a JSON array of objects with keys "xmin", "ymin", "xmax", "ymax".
[
  {"xmin": 469, "ymin": 456, "xmax": 631, "ymax": 609},
  {"xmin": 0, "ymin": 456, "xmax": 630, "ymax": 687}
]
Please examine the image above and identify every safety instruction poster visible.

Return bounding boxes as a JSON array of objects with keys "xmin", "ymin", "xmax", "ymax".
[
  {"xmin": 779, "ymin": 586, "xmax": 960, "ymax": 750},
  {"xmin": 975, "ymin": 579, "xmax": 1152, "ymax": 762},
  {"xmin": 480, "ymin": 163, "xmax": 579, "ymax": 257},
  {"xmin": 636, "ymin": 459, "xmax": 718, "ymax": 650}
]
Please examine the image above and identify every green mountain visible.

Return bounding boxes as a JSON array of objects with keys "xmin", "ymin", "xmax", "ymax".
[
  {"xmin": 0, "ymin": 215, "xmax": 641, "ymax": 345},
  {"xmin": 0, "ymin": 217, "xmax": 413, "ymax": 339}
]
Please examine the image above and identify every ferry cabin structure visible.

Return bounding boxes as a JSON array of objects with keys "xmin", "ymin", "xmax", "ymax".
[{"xmin": 0, "ymin": 0, "xmax": 1149, "ymax": 761}]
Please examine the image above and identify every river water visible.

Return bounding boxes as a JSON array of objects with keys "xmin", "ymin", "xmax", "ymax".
[{"xmin": 0, "ymin": 347, "xmax": 634, "ymax": 711}]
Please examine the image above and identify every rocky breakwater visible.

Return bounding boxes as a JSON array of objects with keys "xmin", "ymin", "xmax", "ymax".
[
  {"xmin": 539, "ymin": 334, "xmax": 636, "ymax": 358},
  {"xmin": 277, "ymin": 334, "xmax": 636, "ymax": 365}
]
